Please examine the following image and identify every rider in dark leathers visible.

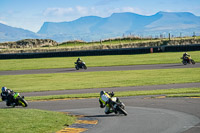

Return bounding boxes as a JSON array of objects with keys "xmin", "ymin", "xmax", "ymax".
[
  {"xmin": 76, "ymin": 58, "xmax": 83, "ymax": 68},
  {"xmin": 1, "ymin": 87, "xmax": 16, "ymax": 107},
  {"xmin": 182, "ymin": 52, "xmax": 190, "ymax": 60}
]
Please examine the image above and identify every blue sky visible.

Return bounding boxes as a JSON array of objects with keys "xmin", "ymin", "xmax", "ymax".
[{"xmin": 0, "ymin": 0, "xmax": 200, "ymax": 32}]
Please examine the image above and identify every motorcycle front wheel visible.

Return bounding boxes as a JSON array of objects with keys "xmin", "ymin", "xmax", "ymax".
[
  {"xmin": 83, "ymin": 65, "xmax": 87, "ymax": 70},
  {"xmin": 75, "ymin": 65, "xmax": 79, "ymax": 70},
  {"xmin": 18, "ymin": 98, "xmax": 28, "ymax": 107},
  {"xmin": 117, "ymin": 106, "xmax": 128, "ymax": 116},
  {"xmin": 191, "ymin": 59, "xmax": 195, "ymax": 65}
]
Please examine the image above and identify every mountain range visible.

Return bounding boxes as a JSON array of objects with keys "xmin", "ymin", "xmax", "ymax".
[
  {"xmin": 0, "ymin": 11, "xmax": 200, "ymax": 42},
  {"xmin": 0, "ymin": 23, "xmax": 40, "ymax": 43}
]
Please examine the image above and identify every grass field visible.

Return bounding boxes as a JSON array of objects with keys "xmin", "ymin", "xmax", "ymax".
[
  {"xmin": 0, "ymin": 108, "xmax": 76, "ymax": 133},
  {"xmin": 0, "ymin": 51, "xmax": 200, "ymax": 71},
  {"xmin": 167, "ymin": 93, "xmax": 200, "ymax": 97},
  {"xmin": 25, "ymin": 87, "xmax": 200, "ymax": 101},
  {"xmin": 1, "ymin": 68, "xmax": 199, "ymax": 92}
]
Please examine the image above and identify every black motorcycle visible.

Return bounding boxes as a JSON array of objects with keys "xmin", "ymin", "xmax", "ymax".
[
  {"xmin": 74, "ymin": 61, "xmax": 87, "ymax": 70},
  {"xmin": 3, "ymin": 92, "xmax": 28, "ymax": 107},
  {"xmin": 181, "ymin": 56, "xmax": 195, "ymax": 65}
]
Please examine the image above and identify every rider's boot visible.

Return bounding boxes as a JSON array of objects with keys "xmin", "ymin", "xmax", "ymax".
[
  {"xmin": 114, "ymin": 109, "xmax": 118, "ymax": 114},
  {"xmin": 11, "ymin": 103, "xmax": 16, "ymax": 107}
]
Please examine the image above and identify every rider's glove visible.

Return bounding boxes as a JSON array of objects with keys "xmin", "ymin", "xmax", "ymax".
[{"xmin": 100, "ymin": 101, "xmax": 105, "ymax": 108}]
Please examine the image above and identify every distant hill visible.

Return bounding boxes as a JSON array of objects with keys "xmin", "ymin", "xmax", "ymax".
[
  {"xmin": 38, "ymin": 16, "xmax": 103, "ymax": 35},
  {"xmin": 0, "ymin": 11, "xmax": 200, "ymax": 42},
  {"xmin": 145, "ymin": 11, "xmax": 200, "ymax": 31},
  {"xmin": 38, "ymin": 11, "xmax": 200, "ymax": 41},
  {"xmin": 0, "ymin": 23, "xmax": 39, "ymax": 42}
]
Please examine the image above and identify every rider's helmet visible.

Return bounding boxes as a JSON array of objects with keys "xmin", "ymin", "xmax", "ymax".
[
  {"xmin": 110, "ymin": 92, "xmax": 115, "ymax": 97},
  {"xmin": 78, "ymin": 58, "xmax": 81, "ymax": 61},
  {"xmin": 100, "ymin": 91, "xmax": 105, "ymax": 96},
  {"xmin": 2, "ymin": 87, "xmax": 7, "ymax": 92}
]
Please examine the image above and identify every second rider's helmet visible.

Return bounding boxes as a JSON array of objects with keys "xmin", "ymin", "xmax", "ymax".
[
  {"xmin": 100, "ymin": 91, "xmax": 105, "ymax": 96},
  {"xmin": 2, "ymin": 87, "xmax": 7, "ymax": 92}
]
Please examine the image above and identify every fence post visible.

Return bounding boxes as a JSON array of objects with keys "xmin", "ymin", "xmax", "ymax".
[
  {"xmin": 168, "ymin": 33, "xmax": 171, "ymax": 41},
  {"xmin": 150, "ymin": 48, "xmax": 153, "ymax": 53},
  {"xmin": 100, "ymin": 39, "xmax": 102, "ymax": 45},
  {"xmin": 193, "ymin": 32, "xmax": 196, "ymax": 39}
]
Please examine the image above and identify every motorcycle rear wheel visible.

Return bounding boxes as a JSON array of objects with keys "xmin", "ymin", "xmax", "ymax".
[{"xmin": 182, "ymin": 61, "xmax": 187, "ymax": 65}]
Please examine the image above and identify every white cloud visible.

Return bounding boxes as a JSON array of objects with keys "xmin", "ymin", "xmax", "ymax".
[
  {"xmin": 43, "ymin": 7, "xmax": 74, "ymax": 16},
  {"xmin": 43, "ymin": 6, "xmax": 101, "ymax": 22},
  {"xmin": 101, "ymin": 7, "xmax": 146, "ymax": 17},
  {"xmin": 42, "ymin": 6, "xmax": 152, "ymax": 23},
  {"xmin": 122, "ymin": 7, "xmax": 142, "ymax": 14},
  {"xmin": 76, "ymin": 6, "xmax": 88, "ymax": 15},
  {"xmin": 122, "ymin": 7, "xmax": 136, "ymax": 12},
  {"xmin": 43, "ymin": 6, "xmax": 92, "ymax": 17},
  {"xmin": 0, "ymin": 20, "xmax": 7, "ymax": 25}
]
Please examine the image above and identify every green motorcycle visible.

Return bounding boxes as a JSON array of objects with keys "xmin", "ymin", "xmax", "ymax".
[{"xmin": 12, "ymin": 92, "xmax": 28, "ymax": 107}]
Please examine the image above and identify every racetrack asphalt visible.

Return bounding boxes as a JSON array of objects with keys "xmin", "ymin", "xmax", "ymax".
[
  {"xmin": 3, "ymin": 96, "xmax": 198, "ymax": 133},
  {"xmin": 61, "ymin": 107, "xmax": 199, "ymax": 133},
  {"xmin": 0, "ymin": 63, "xmax": 200, "ymax": 133},
  {"xmin": 0, "ymin": 63, "xmax": 199, "ymax": 75},
  {"xmin": 1, "ymin": 95, "xmax": 199, "ymax": 133}
]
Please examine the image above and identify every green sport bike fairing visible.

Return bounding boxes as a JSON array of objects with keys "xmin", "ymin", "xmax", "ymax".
[{"xmin": 12, "ymin": 92, "xmax": 28, "ymax": 107}]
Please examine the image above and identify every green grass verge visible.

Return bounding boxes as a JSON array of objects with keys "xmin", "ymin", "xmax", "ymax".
[
  {"xmin": 0, "ymin": 51, "xmax": 200, "ymax": 71},
  {"xmin": 167, "ymin": 93, "xmax": 200, "ymax": 97},
  {"xmin": 25, "ymin": 87, "xmax": 200, "ymax": 101},
  {"xmin": 1, "ymin": 87, "xmax": 198, "ymax": 101},
  {"xmin": 0, "ymin": 108, "xmax": 76, "ymax": 133},
  {"xmin": 1, "ymin": 68, "xmax": 200, "ymax": 92}
]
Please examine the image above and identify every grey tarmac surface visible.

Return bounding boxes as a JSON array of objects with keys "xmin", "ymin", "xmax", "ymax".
[
  {"xmin": 61, "ymin": 107, "xmax": 199, "ymax": 133},
  {"xmin": 0, "ymin": 63, "xmax": 199, "ymax": 75},
  {"xmin": 1, "ymin": 96, "xmax": 199, "ymax": 133}
]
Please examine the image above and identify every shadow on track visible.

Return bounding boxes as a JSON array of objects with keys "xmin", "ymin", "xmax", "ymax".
[
  {"xmin": 163, "ymin": 64, "xmax": 183, "ymax": 67},
  {"xmin": 57, "ymin": 69, "xmax": 75, "ymax": 72},
  {"xmin": 85, "ymin": 114, "xmax": 120, "ymax": 118}
]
